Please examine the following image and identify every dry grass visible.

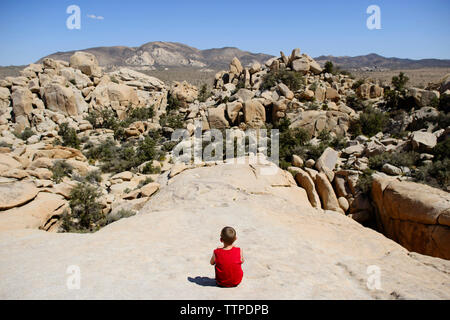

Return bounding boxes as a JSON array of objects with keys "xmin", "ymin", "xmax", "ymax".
[{"xmin": 352, "ymin": 68, "xmax": 450, "ymax": 88}]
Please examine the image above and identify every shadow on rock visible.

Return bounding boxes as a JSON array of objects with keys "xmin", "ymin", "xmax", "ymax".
[{"xmin": 187, "ymin": 276, "xmax": 217, "ymax": 287}]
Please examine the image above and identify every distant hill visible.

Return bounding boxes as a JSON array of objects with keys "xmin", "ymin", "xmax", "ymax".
[
  {"xmin": 37, "ymin": 41, "xmax": 274, "ymax": 71},
  {"xmin": 2, "ymin": 43, "xmax": 450, "ymax": 83},
  {"xmin": 314, "ymin": 53, "xmax": 450, "ymax": 70}
]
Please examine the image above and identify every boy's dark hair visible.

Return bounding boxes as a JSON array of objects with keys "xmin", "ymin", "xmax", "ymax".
[{"xmin": 220, "ymin": 226, "xmax": 237, "ymax": 244}]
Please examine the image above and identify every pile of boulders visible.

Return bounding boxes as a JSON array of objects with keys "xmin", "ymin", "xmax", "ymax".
[
  {"xmin": 174, "ymin": 49, "xmax": 384, "ymax": 136},
  {"xmin": 0, "ymin": 51, "xmax": 167, "ymax": 136}
]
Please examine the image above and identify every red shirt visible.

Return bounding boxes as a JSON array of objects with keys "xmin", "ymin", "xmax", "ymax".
[{"xmin": 214, "ymin": 247, "xmax": 243, "ymax": 287}]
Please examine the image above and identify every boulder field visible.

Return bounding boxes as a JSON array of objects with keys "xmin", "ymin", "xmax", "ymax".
[{"xmin": 0, "ymin": 160, "xmax": 449, "ymax": 299}]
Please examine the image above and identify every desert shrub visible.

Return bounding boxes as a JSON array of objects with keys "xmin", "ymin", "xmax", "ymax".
[
  {"xmin": 383, "ymin": 72, "xmax": 417, "ymax": 111},
  {"xmin": 86, "ymin": 109, "xmax": 118, "ymax": 130},
  {"xmin": 86, "ymin": 107, "xmax": 155, "ymax": 140},
  {"xmin": 438, "ymin": 93, "xmax": 450, "ymax": 113},
  {"xmin": 436, "ymin": 112, "xmax": 450, "ymax": 129},
  {"xmin": 384, "ymin": 89, "xmax": 417, "ymax": 111},
  {"xmin": 51, "ymin": 160, "xmax": 73, "ymax": 183},
  {"xmin": 346, "ymin": 95, "xmax": 365, "ymax": 112},
  {"xmin": 58, "ymin": 123, "xmax": 80, "ymax": 149},
  {"xmin": 85, "ymin": 135, "xmax": 160, "ymax": 174},
  {"xmin": 430, "ymin": 96, "xmax": 440, "ymax": 109},
  {"xmin": 322, "ymin": 61, "xmax": 350, "ymax": 76},
  {"xmin": 306, "ymin": 102, "xmax": 320, "ymax": 110},
  {"xmin": 433, "ymin": 137, "xmax": 450, "ymax": 161},
  {"xmin": 324, "ymin": 61, "xmax": 334, "ymax": 74},
  {"xmin": 61, "ymin": 182, "xmax": 104, "ymax": 233},
  {"xmin": 141, "ymin": 162, "xmax": 161, "ymax": 174},
  {"xmin": 84, "ymin": 139, "xmax": 115, "ymax": 161},
  {"xmin": 275, "ymin": 118, "xmax": 311, "ymax": 169},
  {"xmin": 392, "ymin": 72, "xmax": 409, "ymax": 92},
  {"xmin": 15, "ymin": 127, "xmax": 35, "ymax": 141},
  {"xmin": 105, "ymin": 209, "xmax": 136, "ymax": 225},
  {"xmin": 166, "ymin": 93, "xmax": 182, "ymax": 112},
  {"xmin": 159, "ymin": 113, "xmax": 184, "ymax": 129},
  {"xmin": 137, "ymin": 177, "xmax": 154, "ymax": 189},
  {"xmin": 127, "ymin": 106, "xmax": 155, "ymax": 122},
  {"xmin": 0, "ymin": 141, "xmax": 12, "ymax": 148},
  {"xmin": 85, "ymin": 170, "xmax": 102, "ymax": 184},
  {"xmin": 135, "ymin": 136, "xmax": 158, "ymax": 164},
  {"xmin": 349, "ymin": 106, "xmax": 388, "ymax": 138},
  {"xmin": 357, "ymin": 169, "xmax": 375, "ymax": 194},
  {"xmin": 369, "ymin": 151, "xmax": 419, "ymax": 171},
  {"xmin": 352, "ymin": 79, "xmax": 365, "ymax": 90},
  {"xmin": 412, "ymin": 159, "xmax": 449, "ymax": 189},
  {"xmin": 261, "ymin": 68, "xmax": 305, "ymax": 92}
]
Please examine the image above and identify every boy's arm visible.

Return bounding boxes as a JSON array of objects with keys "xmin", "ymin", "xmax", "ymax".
[
  {"xmin": 210, "ymin": 252, "xmax": 215, "ymax": 265},
  {"xmin": 241, "ymin": 248, "xmax": 244, "ymax": 264}
]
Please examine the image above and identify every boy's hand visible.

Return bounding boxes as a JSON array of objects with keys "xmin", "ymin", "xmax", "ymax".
[{"xmin": 210, "ymin": 252, "xmax": 215, "ymax": 265}]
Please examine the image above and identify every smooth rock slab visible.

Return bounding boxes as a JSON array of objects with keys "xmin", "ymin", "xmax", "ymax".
[
  {"xmin": 0, "ymin": 181, "xmax": 38, "ymax": 210},
  {"xmin": 0, "ymin": 163, "xmax": 449, "ymax": 299}
]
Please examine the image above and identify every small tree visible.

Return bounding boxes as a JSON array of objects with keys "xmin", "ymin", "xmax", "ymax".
[
  {"xmin": 58, "ymin": 123, "xmax": 81, "ymax": 149},
  {"xmin": 391, "ymin": 72, "xmax": 409, "ymax": 92},
  {"xmin": 61, "ymin": 182, "xmax": 104, "ymax": 232},
  {"xmin": 198, "ymin": 84, "xmax": 212, "ymax": 102},
  {"xmin": 324, "ymin": 61, "xmax": 334, "ymax": 74},
  {"xmin": 51, "ymin": 160, "xmax": 73, "ymax": 183}
]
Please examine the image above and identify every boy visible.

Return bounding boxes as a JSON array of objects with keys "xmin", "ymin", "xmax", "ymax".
[{"xmin": 210, "ymin": 226, "xmax": 244, "ymax": 287}]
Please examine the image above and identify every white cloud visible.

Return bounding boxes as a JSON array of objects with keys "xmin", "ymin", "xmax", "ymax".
[{"xmin": 87, "ymin": 14, "xmax": 104, "ymax": 20}]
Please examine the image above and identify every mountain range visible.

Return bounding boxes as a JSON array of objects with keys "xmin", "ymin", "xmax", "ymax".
[
  {"xmin": 37, "ymin": 42, "xmax": 450, "ymax": 71},
  {"xmin": 38, "ymin": 41, "xmax": 274, "ymax": 71}
]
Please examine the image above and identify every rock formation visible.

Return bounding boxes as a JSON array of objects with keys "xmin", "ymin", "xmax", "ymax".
[{"xmin": 0, "ymin": 161, "xmax": 449, "ymax": 299}]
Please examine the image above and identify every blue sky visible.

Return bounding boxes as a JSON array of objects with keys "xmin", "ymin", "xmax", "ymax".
[{"xmin": 0, "ymin": 0, "xmax": 449, "ymax": 66}]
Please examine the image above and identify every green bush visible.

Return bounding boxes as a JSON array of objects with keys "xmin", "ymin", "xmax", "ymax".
[
  {"xmin": 86, "ymin": 107, "xmax": 155, "ymax": 141},
  {"xmin": 346, "ymin": 95, "xmax": 365, "ymax": 112},
  {"xmin": 261, "ymin": 68, "xmax": 305, "ymax": 92},
  {"xmin": 141, "ymin": 162, "xmax": 161, "ymax": 174},
  {"xmin": 352, "ymin": 79, "xmax": 365, "ymax": 90},
  {"xmin": 356, "ymin": 169, "xmax": 375, "ymax": 194},
  {"xmin": 383, "ymin": 72, "xmax": 417, "ymax": 111},
  {"xmin": 137, "ymin": 177, "xmax": 154, "ymax": 189},
  {"xmin": 85, "ymin": 135, "xmax": 161, "ymax": 174},
  {"xmin": 61, "ymin": 182, "xmax": 104, "ymax": 233},
  {"xmin": 412, "ymin": 159, "xmax": 449, "ymax": 190},
  {"xmin": 349, "ymin": 106, "xmax": 388, "ymax": 138},
  {"xmin": 391, "ymin": 72, "xmax": 409, "ymax": 92},
  {"xmin": 85, "ymin": 170, "xmax": 102, "ymax": 184},
  {"xmin": 166, "ymin": 93, "xmax": 182, "ymax": 112},
  {"xmin": 438, "ymin": 93, "xmax": 450, "ymax": 113},
  {"xmin": 159, "ymin": 113, "xmax": 184, "ymax": 129},
  {"xmin": 105, "ymin": 209, "xmax": 136, "ymax": 225},
  {"xmin": 51, "ymin": 160, "xmax": 73, "ymax": 183},
  {"xmin": 198, "ymin": 84, "xmax": 212, "ymax": 102},
  {"xmin": 433, "ymin": 137, "xmax": 450, "ymax": 161},
  {"xmin": 58, "ymin": 123, "xmax": 80, "ymax": 149},
  {"xmin": 369, "ymin": 151, "xmax": 419, "ymax": 171},
  {"xmin": 275, "ymin": 119, "xmax": 311, "ymax": 169},
  {"xmin": 15, "ymin": 127, "xmax": 35, "ymax": 141},
  {"xmin": 324, "ymin": 61, "xmax": 334, "ymax": 74}
]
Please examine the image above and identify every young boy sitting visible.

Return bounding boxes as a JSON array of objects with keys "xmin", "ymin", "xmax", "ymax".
[{"xmin": 210, "ymin": 226, "xmax": 244, "ymax": 287}]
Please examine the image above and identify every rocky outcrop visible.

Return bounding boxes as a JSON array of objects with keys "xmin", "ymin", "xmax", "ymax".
[
  {"xmin": 372, "ymin": 176, "xmax": 450, "ymax": 260},
  {"xmin": 69, "ymin": 51, "xmax": 102, "ymax": 77},
  {"xmin": 0, "ymin": 162, "xmax": 449, "ymax": 299},
  {"xmin": 0, "ymin": 181, "xmax": 38, "ymax": 210}
]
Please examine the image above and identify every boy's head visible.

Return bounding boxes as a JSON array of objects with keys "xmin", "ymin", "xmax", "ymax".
[{"xmin": 220, "ymin": 226, "xmax": 237, "ymax": 245}]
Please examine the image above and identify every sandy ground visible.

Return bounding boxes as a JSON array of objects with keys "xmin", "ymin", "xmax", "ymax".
[
  {"xmin": 0, "ymin": 162, "xmax": 449, "ymax": 299},
  {"xmin": 353, "ymin": 68, "xmax": 450, "ymax": 88}
]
